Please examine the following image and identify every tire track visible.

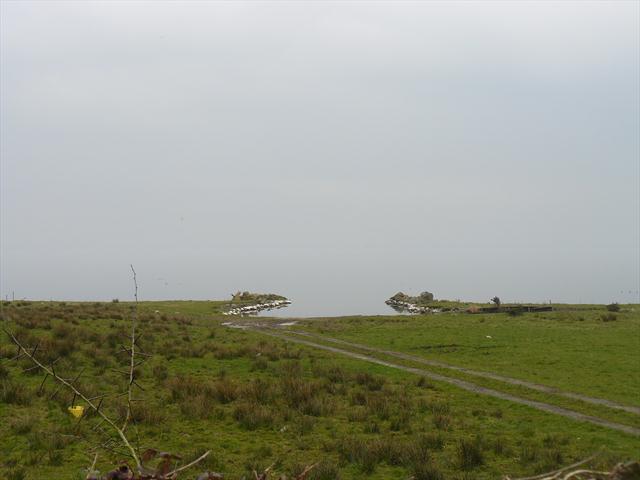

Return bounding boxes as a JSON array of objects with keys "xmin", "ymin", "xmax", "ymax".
[
  {"xmin": 285, "ymin": 329, "xmax": 640, "ymax": 416},
  {"xmin": 252, "ymin": 327, "xmax": 640, "ymax": 437}
]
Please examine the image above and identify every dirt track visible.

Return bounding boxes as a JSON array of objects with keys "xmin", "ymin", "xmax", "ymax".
[
  {"xmin": 286, "ymin": 329, "xmax": 640, "ymax": 416},
  {"xmin": 251, "ymin": 327, "xmax": 640, "ymax": 437}
]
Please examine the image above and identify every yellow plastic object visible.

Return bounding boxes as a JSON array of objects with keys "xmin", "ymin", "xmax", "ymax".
[{"xmin": 68, "ymin": 405, "xmax": 85, "ymax": 418}]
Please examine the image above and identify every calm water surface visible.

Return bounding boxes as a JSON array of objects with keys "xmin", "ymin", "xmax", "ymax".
[{"xmin": 255, "ymin": 294, "xmax": 407, "ymax": 318}]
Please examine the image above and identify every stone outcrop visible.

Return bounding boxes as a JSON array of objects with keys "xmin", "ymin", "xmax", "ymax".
[
  {"xmin": 223, "ymin": 293, "xmax": 291, "ymax": 316},
  {"xmin": 385, "ymin": 291, "xmax": 437, "ymax": 314}
]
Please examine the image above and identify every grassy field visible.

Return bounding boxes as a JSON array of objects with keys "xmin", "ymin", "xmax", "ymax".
[
  {"xmin": 0, "ymin": 301, "xmax": 638, "ymax": 480},
  {"xmin": 291, "ymin": 306, "xmax": 640, "ymax": 406}
]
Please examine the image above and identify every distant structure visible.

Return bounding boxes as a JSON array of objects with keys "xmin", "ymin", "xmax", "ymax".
[{"xmin": 419, "ymin": 291, "xmax": 434, "ymax": 302}]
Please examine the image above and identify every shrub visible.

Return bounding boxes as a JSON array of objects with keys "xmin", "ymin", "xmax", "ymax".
[
  {"xmin": 432, "ymin": 414, "xmax": 451, "ymax": 430},
  {"xmin": 457, "ymin": 436, "xmax": 484, "ymax": 469},
  {"xmin": 47, "ymin": 448, "xmax": 64, "ymax": 466},
  {"xmin": 519, "ymin": 442, "xmax": 540, "ymax": 464},
  {"xmin": 295, "ymin": 415, "xmax": 316, "ymax": 435},
  {"xmin": 363, "ymin": 422, "xmax": 380, "ymax": 434},
  {"xmin": 542, "ymin": 433, "xmax": 569, "ymax": 447},
  {"xmin": 355, "ymin": 372, "xmax": 385, "ymax": 391},
  {"xmin": 1, "ymin": 380, "xmax": 31, "ymax": 405},
  {"xmin": 52, "ymin": 323, "xmax": 74, "ymax": 339},
  {"xmin": 50, "ymin": 337, "xmax": 76, "ymax": 358},
  {"xmin": 533, "ymin": 448, "xmax": 564, "ymax": 473},
  {"xmin": 281, "ymin": 375, "xmax": 321, "ymax": 409},
  {"xmin": 166, "ymin": 375, "xmax": 213, "ymax": 401},
  {"xmin": 366, "ymin": 395, "xmax": 391, "ymax": 420},
  {"xmin": 213, "ymin": 378, "xmax": 238, "ymax": 403},
  {"xmin": 600, "ymin": 313, "xmax": 617, "ymax": 322},
  {"xmin": 416, "ymin": 377, "xmax": 435, "ymax": 389},
  {"xmin": 313, "ymin": 363, "xmax": 348, "ymax": 383},
  {"xmin": 233, "ymin": 402, "xmax": 276, "ymax": 430},
  {"xmin": 417, "ymin": 432, "xmax": 445, "ymax": 451},
  {"xmin": 300, "ymin": 395, "xmax": 334, "ymax": 416},
  {"xmin": 491, "ymin": 408, "xmax": 503, "ymax": 418},
  {"xmin": 178, "ymin": 394, "xmax": 215, "ymax": 419},
  {"xmin": 349, "ymin": 389, "xmax": 368, "ymax": 406},
  {"xmin": 426, "ymin": 400, "xmax": 450, "ymax": 415},
  {"xmin": 404, "ymin": 436, "xmax": 430, "ymax": 466},
  {"xmin": 377, "ymin": 439, "xmax": 407, "ymax": 466},
  {"xmin": 91, "ymin": 352, "xmax": 113, "ymax": 372},
  {"xmin": 6, "ymin": 467, "xmax": 26, "ymax": 480},
  {"xmin": 130, "ymin": 402, "xmax": 165, "ymax": 424},
  {"xmin": 335, "ymin": 436, "xmax": 370, "ymax": 465},
  {"xmin": 250, "ymin": 356, "xmax": 268, "ymax": 371},
  {"xmin": 243, "ymin": 378, "xmax": 275, "ymax": 405},
  {"xmin": 390, "ymin": 413, "xmax": 411, "ymax": 432},
  {"xmin": 152, "ymin": 363, "xmax": 169, "ymax": 382},
  {"xmin": 10, "ymin": 415, "xmax": 36, "ymax": 434},
  {"xmin": 606, "ymin": 303, "xmax": 620, "ymax": 312},
  {"xmin": 411, "ymin": 462, "xmax": 444, "ymax": 480},
  {"xmin": 347, "ymin": 407, "xmax": 368, "ymax": 423},
  {"xmin": 492, "ymin": 437, "xmax": 508, "ymax": 455},
  {"xmin": 307, "ymin": 460, "xmax": 341, "ymax": 480}
]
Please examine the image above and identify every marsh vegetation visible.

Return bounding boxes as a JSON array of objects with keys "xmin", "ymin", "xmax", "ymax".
[{"xmin": 0, "ymin": 301, "xmax": 638, "ymax": 479}]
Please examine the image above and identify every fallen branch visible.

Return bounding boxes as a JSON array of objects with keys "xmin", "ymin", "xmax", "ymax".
[
  {"xmin": 501, "ymin": 454, "xmax": 640, "ymax": 480},
  {"xmin": 85, "ymin": 453, "xmax": 99, "ymax": 480},
  {"xmin": 166, "ymin": 450, "xmax": 212, "ymax": 478}
]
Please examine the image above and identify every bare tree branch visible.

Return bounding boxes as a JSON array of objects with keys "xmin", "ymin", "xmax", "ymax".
[
  {"xmin": 165, "ymin": 450, "xmax": 212, "ymax": 478},
  {"xmin": 294, "ymin": 462, "xmax": 318, "ymax": 480},
  {"xmin": 504, "ymin": 454, "xmax": 600, "ymax": 480},
  {"xmin": 122, "ymin": 264, "xmax": 139, "ymax": 434},
  {"xmin": 85, "ymin": 453, "xmax": 99, "ymax": 480},
  {"xmin": 2, "ymin": 327, "xmax": 142, "ymax": 470}
]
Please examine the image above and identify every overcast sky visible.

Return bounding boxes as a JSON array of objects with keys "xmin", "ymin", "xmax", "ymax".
[{"xmin": 1, "ymin": 1, "xmax": 638, "ymax": 314}]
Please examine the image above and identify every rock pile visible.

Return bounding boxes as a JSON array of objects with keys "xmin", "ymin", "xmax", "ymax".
[
  {"xmin": 223, "ymin": 299, "xmax": 291, "ymax": 316},
  {"xmin": 385, "ymin": 291, "xmax": 438, "ymax": 314}
]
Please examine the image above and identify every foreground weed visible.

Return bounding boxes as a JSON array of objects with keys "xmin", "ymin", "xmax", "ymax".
[{"xmin": 457, "ymin": 436, "xmax": 484, "ymax": 469}]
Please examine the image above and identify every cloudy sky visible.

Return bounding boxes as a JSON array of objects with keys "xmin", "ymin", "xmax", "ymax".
[{"xmin": 1, "ymin": 1, "xmax": 638, "ymax": 314}]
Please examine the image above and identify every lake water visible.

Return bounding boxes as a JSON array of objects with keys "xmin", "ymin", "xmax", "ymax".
[{"xmin": 255, "ymin": 295, "xmax": 409, "ymax": 318}]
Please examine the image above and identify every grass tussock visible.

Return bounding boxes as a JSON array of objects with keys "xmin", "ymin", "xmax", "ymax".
[
  {"xmin": 0, "ymin": 300, "xmax": 634, "ymax": 480},
  {"xmin": 233, "ymin": 402, "xmax": 277, "ymax": 430},
  {"xmin": 457, "ymin": 436, "xmax": 484, "ymax": 469}
]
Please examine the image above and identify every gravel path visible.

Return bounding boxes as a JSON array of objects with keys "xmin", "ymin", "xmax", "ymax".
[
  {"xmin": 252, "ymin": 327, "xmax": 640, "ymax": 437},
  {"xmin": 286, "ymin": 330, "xmax": 640, "ymax": 416}
]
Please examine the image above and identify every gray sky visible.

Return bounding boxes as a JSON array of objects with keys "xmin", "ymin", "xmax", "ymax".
[{"xmin": 1, "ymin": 1, "xmax": 638, "ymax": 314}]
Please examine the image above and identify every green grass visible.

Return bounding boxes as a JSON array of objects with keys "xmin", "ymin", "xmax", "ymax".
[
  {"xmin": 0, "ymin": 301, "xmax": 638, "ymax": 479},
  {"xmin": 293, "ymin": 307, "xmax": 640, "ymax": 406},
  {"xmin": 270, "ymin": 327, "xmax": 640, "ymax": 430}
]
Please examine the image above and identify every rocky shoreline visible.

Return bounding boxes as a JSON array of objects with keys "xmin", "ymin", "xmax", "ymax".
[
  {"xmin": 385, "ymin": 291, "xmax": 553, "ymax": 315},
  {"xmin": 385, "ymin": 298, "xmax": 440, "ymax": 314},
  {"xmin": 385, "ymin": 291, "xmax": 441, "ymax": 314},
  {"xmin": 222, "ymin": 299, "xmax": 292, "ymax": 316}
]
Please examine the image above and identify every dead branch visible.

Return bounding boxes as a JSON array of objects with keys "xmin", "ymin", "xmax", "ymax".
[
  {"xmin": 165, "ymin": 450, "xmax": 212, "ymax": 478},
  {"xmin": 293, "ymin": 462, "xmax": 318, "ymax": 480},
  {"xmin": 1, "ymin": 271, "xmax": 315, "ymax": 480},
  {"xmin": 2, "ymin": 327, "xmax": 143, "ymax": 470},
  {"xmin": 86, "ymin": 453, "xmax": 99, "ymax": 480},
  {"xmin": 252, "ymin": 462, "xmax": 318, "ymax": 480},
  {"xmin": 561, "ymin": 470, "xmax": 610, "ymax": 480},
  {"xmin": 502, "ymin": 454, "xmax": 628, "ymax": 480},
  {"xmin": 122, "ymin": 264, "xmax": 139, "ymax": 434}
]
